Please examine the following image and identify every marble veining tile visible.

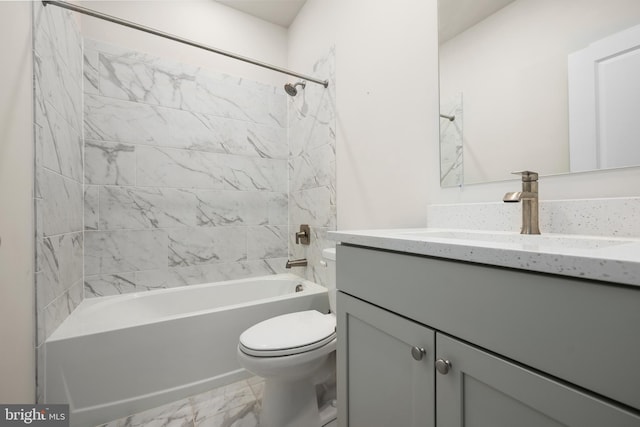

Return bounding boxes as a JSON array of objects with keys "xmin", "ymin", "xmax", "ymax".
[
  {"xmin": 137, "ymin": 146, "xmax": 225, "ymax": 189},
  {"xmin": 93, "ymin": 377, "xmax": 266, "ymax": 427},
  {"xmin": 84, "ymin": 94, "xmax": 284, "ymax": 157},
  {"xmin": 41, "ymin": 171, "xmax": 83, "ymax": 236},
  {"xmin": 86, "ymin": 37, "xmax": 281, "ymax": 98},
  {"xmin": 194, "ymin": 191, "xmax": 268, "ymax": 227},
  {"xmin": 439, "ymin": 93, "xmax": 464, "ymax": 188},
  {"xmin": 168, "ymin": 227, "xmax": 247, "ymax": 267},
  {"xmin": 33, "ymin": 28, "xmax": 82, "ymax": 133},
  {"xmin": 36, "ymin": 98, "xmax": 83, "ymax": 182},
  {"xmin": 247, "ymin": 226, "xmax": 288, "ymax": 260},
  {"xmin": 223, "ymin": 156, "xmax": 287, "ymax": 192},
  {"xmin": 41, "ymin": 280, "xmax": 83, "ymax": 341},
  {"xmin": 267, "ymin": 192, "xmax": 288, "ymax": 225},
  {"xmin": 190, "ymin": 73, "xmax": 284, "ymax": 127},
  {"xmin": 289, "ymin": 143, "xmax": 335, "ymax": 192},
  {"xmin": 83, "ymin": 47, "xmax": 100, "ymax": 95},
  {"xmin": 84, "ymin": 273, "xmax": 137, "ymax": 298},
  {"xmin": 34, "ymin": 0, "xmax": 85, "ymax": 356},
  {"xmin": 85, "ymin": 229, "xmax": 169, "ymax": 275},
  {"xmin": 58, "ymin": 232, "xmax": 83, "ymax": 293},
  {"xmin": 135, "ymin": 258, "xmax": 288, "ymax": 290},
  {"xmin": 33, "ymin": 1, "xmax": 82, "ymax": 83},
  {"xmin": 192, "ymin": 113, "xmax": 287, "ymax": 159},
  {"xmin": 118, "ymin": 398, "xmax": 194, "ymax": 427},
  {"xmin": 194, "ymin": 402, "xmax": 259, "ymax": 427},
  {"xmin": 290, "ymin": 186, "xmax": 336, "ymax": 229},
  {"xmin": 98, "ymin": 51, "xmax": 197, "ymax": 109},
  {"xmin": 99, "ymin": 186, "xmax": 192, "ymax": 229},
  {"xmin": 191, "ymin": 382, "xmax": 255, "ymax": 423},
  {"xmin": 85, "ymin": 186, "xmax": 100, "ymax": 231},
  {"xmin": 85, "ymin": 140, "xmax": 136, "ymax": 186},
  {"xmin": 84, "ymin": 94, "xmax": 211, "ymax": 148}
]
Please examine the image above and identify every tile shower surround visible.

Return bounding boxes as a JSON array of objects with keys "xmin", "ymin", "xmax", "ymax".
[
  {"xmin": 288, "ymin": 47, "xmax": 337, "ymax": 288},
  {"xmin": 33, "ymin": 3, "xmax": 336, "ymax": 405},
  {"xmin": 33, "ymin": 1, "xmax": 84, "ymax": 402},
  {"xmin": 82, "ymin": 40, "xmax": 336, "ymax": 296}
]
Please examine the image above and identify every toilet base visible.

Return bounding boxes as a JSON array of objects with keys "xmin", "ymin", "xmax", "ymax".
[
  {"xmin": 319, "ymin": 399, "xmax": 338, "ymax": 426},
  {"xmin": 260, "ymin": 378, "xmax": 322, "ymax": 427}
]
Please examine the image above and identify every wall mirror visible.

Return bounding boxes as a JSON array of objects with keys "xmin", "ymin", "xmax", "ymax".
[{"xmin": 438, "ymin": 0, "xmax": 640, "ymax": 187}]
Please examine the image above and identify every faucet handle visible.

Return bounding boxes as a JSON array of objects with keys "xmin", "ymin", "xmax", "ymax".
[{"xmin": 511, "ymin": 170, "xmax": 538, "ymax": 181}]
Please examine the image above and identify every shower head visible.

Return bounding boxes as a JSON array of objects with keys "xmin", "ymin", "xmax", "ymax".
[{"xmin": 284, "ymin": 80, "xmax": 306, "ymax": 96}]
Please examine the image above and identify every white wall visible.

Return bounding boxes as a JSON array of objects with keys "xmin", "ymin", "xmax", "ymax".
[
  {"xmin": 0, "ymin": 1, "xmax": 35, "ymax": 403},
  {"xmin": 79, "ymin": 0, "xmax": 289, "ymax": 86},
  {"xmin": 290, "ymin": 0, "xmax": 436, "ymax": 230},
  {"xmin": 290, "ymin": 0, "xmax": 640, "ymax": 221}
]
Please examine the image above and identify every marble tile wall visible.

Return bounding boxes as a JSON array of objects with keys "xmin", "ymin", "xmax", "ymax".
[
  {"xmin": 439, "ymin": 93, "xmax": 463, "ymax": 188},
  {"xmin": 33, "ymin": 1, "xmax": 84, "ymax": 402},
  {"xmin": 288, "ymin": 48, "xmax": 337, "ymax": 289},
  {"xmin": 83, "ymin": 40, "xmax": 291, "ymax": 297}
]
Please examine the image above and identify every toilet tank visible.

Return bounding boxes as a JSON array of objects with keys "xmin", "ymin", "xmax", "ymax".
[{"xmin": 322, "ymin": 248, "xmax": 337, "ymax": 313}]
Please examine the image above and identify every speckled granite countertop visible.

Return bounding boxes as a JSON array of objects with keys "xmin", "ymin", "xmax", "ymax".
[{"xmin": 328, "ymin": 228, "xmax": 640, "ymax": 287}]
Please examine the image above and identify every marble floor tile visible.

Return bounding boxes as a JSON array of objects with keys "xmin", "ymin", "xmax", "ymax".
[
  {"xmin": 95, "ymin": 377, "xmax": 265, "ymax": 427},
  {"xmin": 191, "ymin": 382, "xmax": 256, "ymax": 423},
  {"xmin": 194, "ymin": 402, "xmax": 259, "ymax": 427}
]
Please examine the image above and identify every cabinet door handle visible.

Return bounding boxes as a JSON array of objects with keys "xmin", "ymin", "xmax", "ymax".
[
  {"xmin": 435, "ymin": 358, "xmax": 452, "ymax": 375},
  {"xmin": 411, "ymin": 346, "xmax": 426, "ymax": 361}
]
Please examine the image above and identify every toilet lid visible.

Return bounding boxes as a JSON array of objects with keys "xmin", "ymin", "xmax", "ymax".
[{"xmin": 239, "ymin": 310, "xmax": 336, "ymax": 357}]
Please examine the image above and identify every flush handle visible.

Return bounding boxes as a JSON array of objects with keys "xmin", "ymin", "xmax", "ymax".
[{"xmin": 411, "ymin": 346, "xmax": 426, "ymax": 361}]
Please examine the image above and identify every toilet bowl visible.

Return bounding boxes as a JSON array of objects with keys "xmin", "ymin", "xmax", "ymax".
[{"xmin": 237, "ymin": 248, "xmax": 337, "ymax": 427}]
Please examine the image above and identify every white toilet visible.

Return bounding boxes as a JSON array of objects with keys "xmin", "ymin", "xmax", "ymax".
[{"xmin": 237, "ymin": 248, "xmax": 337, "ymax": 427}]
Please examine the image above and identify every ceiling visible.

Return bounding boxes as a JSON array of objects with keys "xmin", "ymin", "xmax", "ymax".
[
  {"xmin": 438, "ymin": 0, "xmax": 515, "ymax": 43},
  {"xmin": 215, "ymin": 0, "xmax": 308, "ymax": 28}
]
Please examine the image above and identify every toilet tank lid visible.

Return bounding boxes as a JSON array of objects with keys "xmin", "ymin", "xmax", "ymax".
[{"xmin": 322, "ymin": 247, "xmax": 336, "ymax": 261}]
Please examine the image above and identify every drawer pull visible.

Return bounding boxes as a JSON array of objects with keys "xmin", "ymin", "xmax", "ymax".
[
  {"xmin": 435, "ymin": 358, "xmax": 452, "ymax": 375},
  {"xmin": 411, "ymin": 346, "xmax": 426, "ymax": 361}
]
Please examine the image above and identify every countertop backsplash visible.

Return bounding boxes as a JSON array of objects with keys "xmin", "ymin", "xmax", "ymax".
[{"xmin": 427, "ymin": 197, "xmax": 640, "ymax": 238}]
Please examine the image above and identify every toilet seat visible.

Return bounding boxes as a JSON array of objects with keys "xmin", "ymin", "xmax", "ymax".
[{"xmin": 239, "ymin": 310, "xmax": 336, "ymax": 357}]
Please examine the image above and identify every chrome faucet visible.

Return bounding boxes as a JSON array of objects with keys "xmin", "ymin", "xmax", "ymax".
[
  {"xmin": 285, "ymin": 258, "xmax": 308, "ymax": 268},
  {"xmin": 503, "ymin": 170, "xmax": 540, "ymax": 235}
]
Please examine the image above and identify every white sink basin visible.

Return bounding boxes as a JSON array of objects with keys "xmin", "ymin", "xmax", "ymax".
[{"xmin": 396, "ymin": 229, "xmax": 632, "ymax": 250}]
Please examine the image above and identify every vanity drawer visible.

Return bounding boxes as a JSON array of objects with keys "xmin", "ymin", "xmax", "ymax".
[{"xmin": 337, "ymin": 244, "xmax": 640, "ymax": 411}]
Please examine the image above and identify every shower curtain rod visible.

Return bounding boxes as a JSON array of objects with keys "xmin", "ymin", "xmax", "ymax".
[{"xmin": 42, "ymin": 0, "xmax": 329, "ymax": 88}]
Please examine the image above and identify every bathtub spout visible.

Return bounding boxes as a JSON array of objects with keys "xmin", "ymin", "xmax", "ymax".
[{"xmin": 286, "ymin": 258, "xmax": 308, "ymax": 268}]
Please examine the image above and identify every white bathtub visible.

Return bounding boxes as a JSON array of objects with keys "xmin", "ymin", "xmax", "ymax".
[{"xmin": 45, "ymin": 274, "xmax": 329, "ymax": 427}]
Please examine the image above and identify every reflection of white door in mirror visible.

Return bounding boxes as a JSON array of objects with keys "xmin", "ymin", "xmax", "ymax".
[{"xmin": 569, "ymin": 24, "xmax": 640, "ymax": 172}]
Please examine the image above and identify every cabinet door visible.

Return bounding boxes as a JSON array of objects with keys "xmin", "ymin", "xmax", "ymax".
[
  {"xmin": 436, "ymin": 334, "xmax": 640, "ymax": 427},
  {"xmin": 337, "ymin": 292, "xmax": 435, "ymax": 427}
]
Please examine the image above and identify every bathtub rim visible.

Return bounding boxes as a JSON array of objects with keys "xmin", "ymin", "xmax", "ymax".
[{"xmin": 47, "ymin": 273, "xmax": 327, "ymax": 342}]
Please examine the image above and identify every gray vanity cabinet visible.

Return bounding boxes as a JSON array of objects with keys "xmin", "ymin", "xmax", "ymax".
[
  {"xmin": 336, "ymin": 292, "xmax": 435, "ymax": 427},
  {"xmin": 336, "ymin": 244, "xmax": 640, "ymax": 427},
  {"xmin": 436, "ymin": 334, "xmax": 640, "ymax": 427}
]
